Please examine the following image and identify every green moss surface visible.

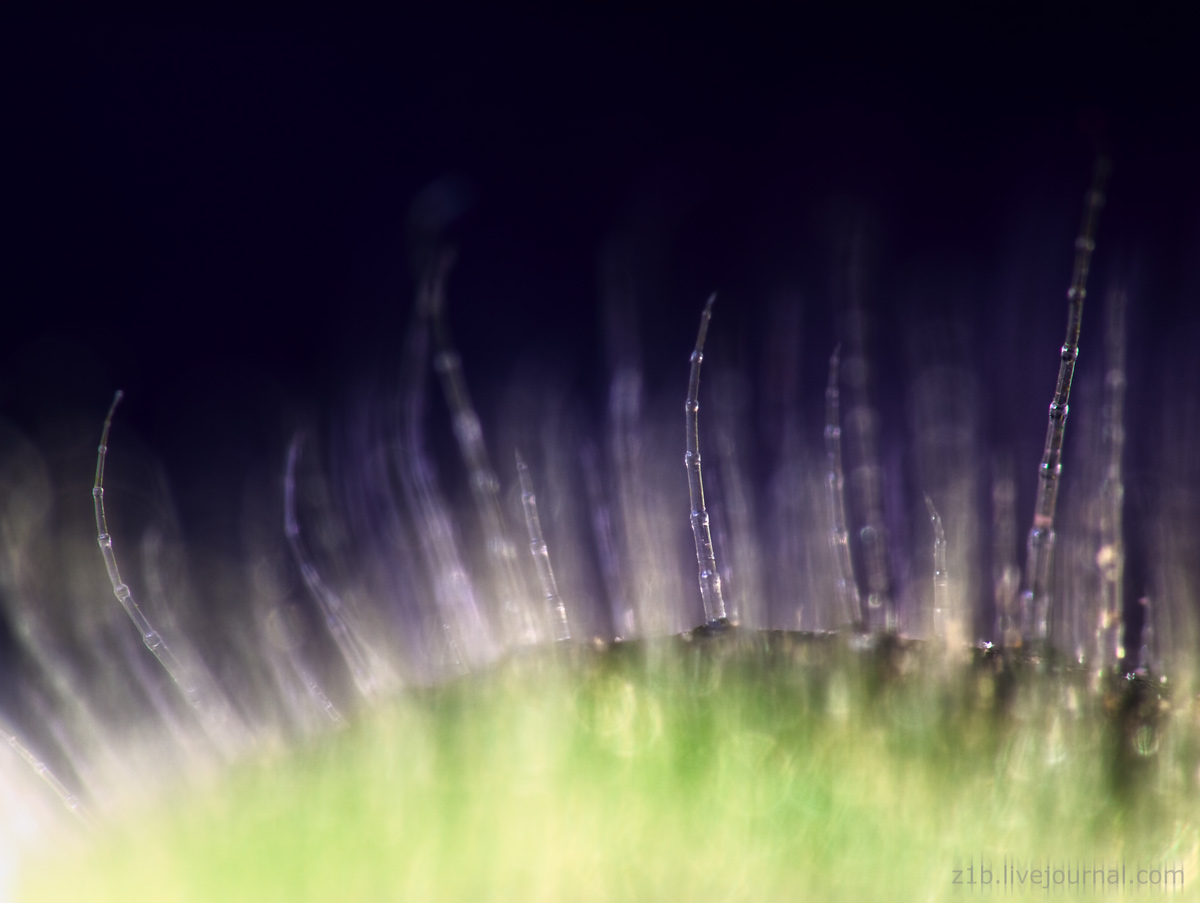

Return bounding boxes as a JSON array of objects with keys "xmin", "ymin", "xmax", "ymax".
[{"xmin": 18, "ymin": 634, "xmax": 1199, "ymax": 901}]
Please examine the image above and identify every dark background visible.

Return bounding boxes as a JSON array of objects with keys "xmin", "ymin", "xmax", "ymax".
[{"xmin": 2, "ymin": 9, "xmax": 1197, "ymax": 650}]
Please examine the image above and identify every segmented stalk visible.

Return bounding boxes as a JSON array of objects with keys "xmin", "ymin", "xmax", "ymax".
[
  {"xmin": 93, "ymin": 392, "xmax": 201, "ymax": 711},
  {"xmin": 685, "ymin": 294, "xmax": 728, "ymax": 626},
  {"xmin": 1023, "ymin": 156, "xmax": 1111, "ymax": 643},
  {"xmin": 93, "ymin": 392, "xmax": 250, "ymax": 756},
  {"xmin": 1, "ymin": 724, "xmax": 94, "ymax": 829}
]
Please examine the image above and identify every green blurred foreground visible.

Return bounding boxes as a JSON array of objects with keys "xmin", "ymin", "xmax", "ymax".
[{"xmin": 17, "ymin": 634, "xmax": 1200, "ymax": 901}]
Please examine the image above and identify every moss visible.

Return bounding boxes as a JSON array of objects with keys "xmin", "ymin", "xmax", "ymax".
[{"xmin": 19, "ymin": 633, "xmax": 1199, "ymax": 902}]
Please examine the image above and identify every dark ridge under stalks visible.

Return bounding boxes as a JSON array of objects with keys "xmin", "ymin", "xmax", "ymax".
[
  {"xmin": 1022, "ymin": 156, "xmax": 1112, "ymax": 645},
  {"xmin": 685, "ymin": 294, "xmax": 728, "ymax": 627}
]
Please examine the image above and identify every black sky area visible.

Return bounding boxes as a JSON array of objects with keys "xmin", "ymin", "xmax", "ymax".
[{"xmin": 2, "ymin": 11, "xmax": 1197, "ymax": 648}]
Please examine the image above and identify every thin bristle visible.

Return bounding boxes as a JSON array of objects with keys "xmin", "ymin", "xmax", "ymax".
[
  {"xmin": 580, "ymin": 442, "xmax": 634, "ymax": 640},
  {"xmin": 991, "ymin": 458, "xmax": 1021, "ymax": 648},
  {"xmin": 515, "ymin": 449, "xmax": 570, "ymax": 642},
  {"xmin": 1096, "ymin": 286, "xmax": 1128, "ymax": 671},
  {"xmin": 924, "ymin": 494, "xmax": 949, "ymax": 642},
  {"xmin": 825, "ymin": 344, "xmax": 861, "ymax": 629},
  {"xmin": 0, "ymin": 724, "xmax": 93, "ymax": 830},
  {"xmin": 396, "ymin": 258, "xmax": 494, "ymax": 673},
  {"xmin": 841, "ymin": 234, "xmax": 893, "ymax": 631},
  {"xmin": 425, "ymin": 252, "xmax": 538, "ymax": 649},
  {"xmin": 284, "ymin": 434, "xmax": 381, "ymax": 702}
]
